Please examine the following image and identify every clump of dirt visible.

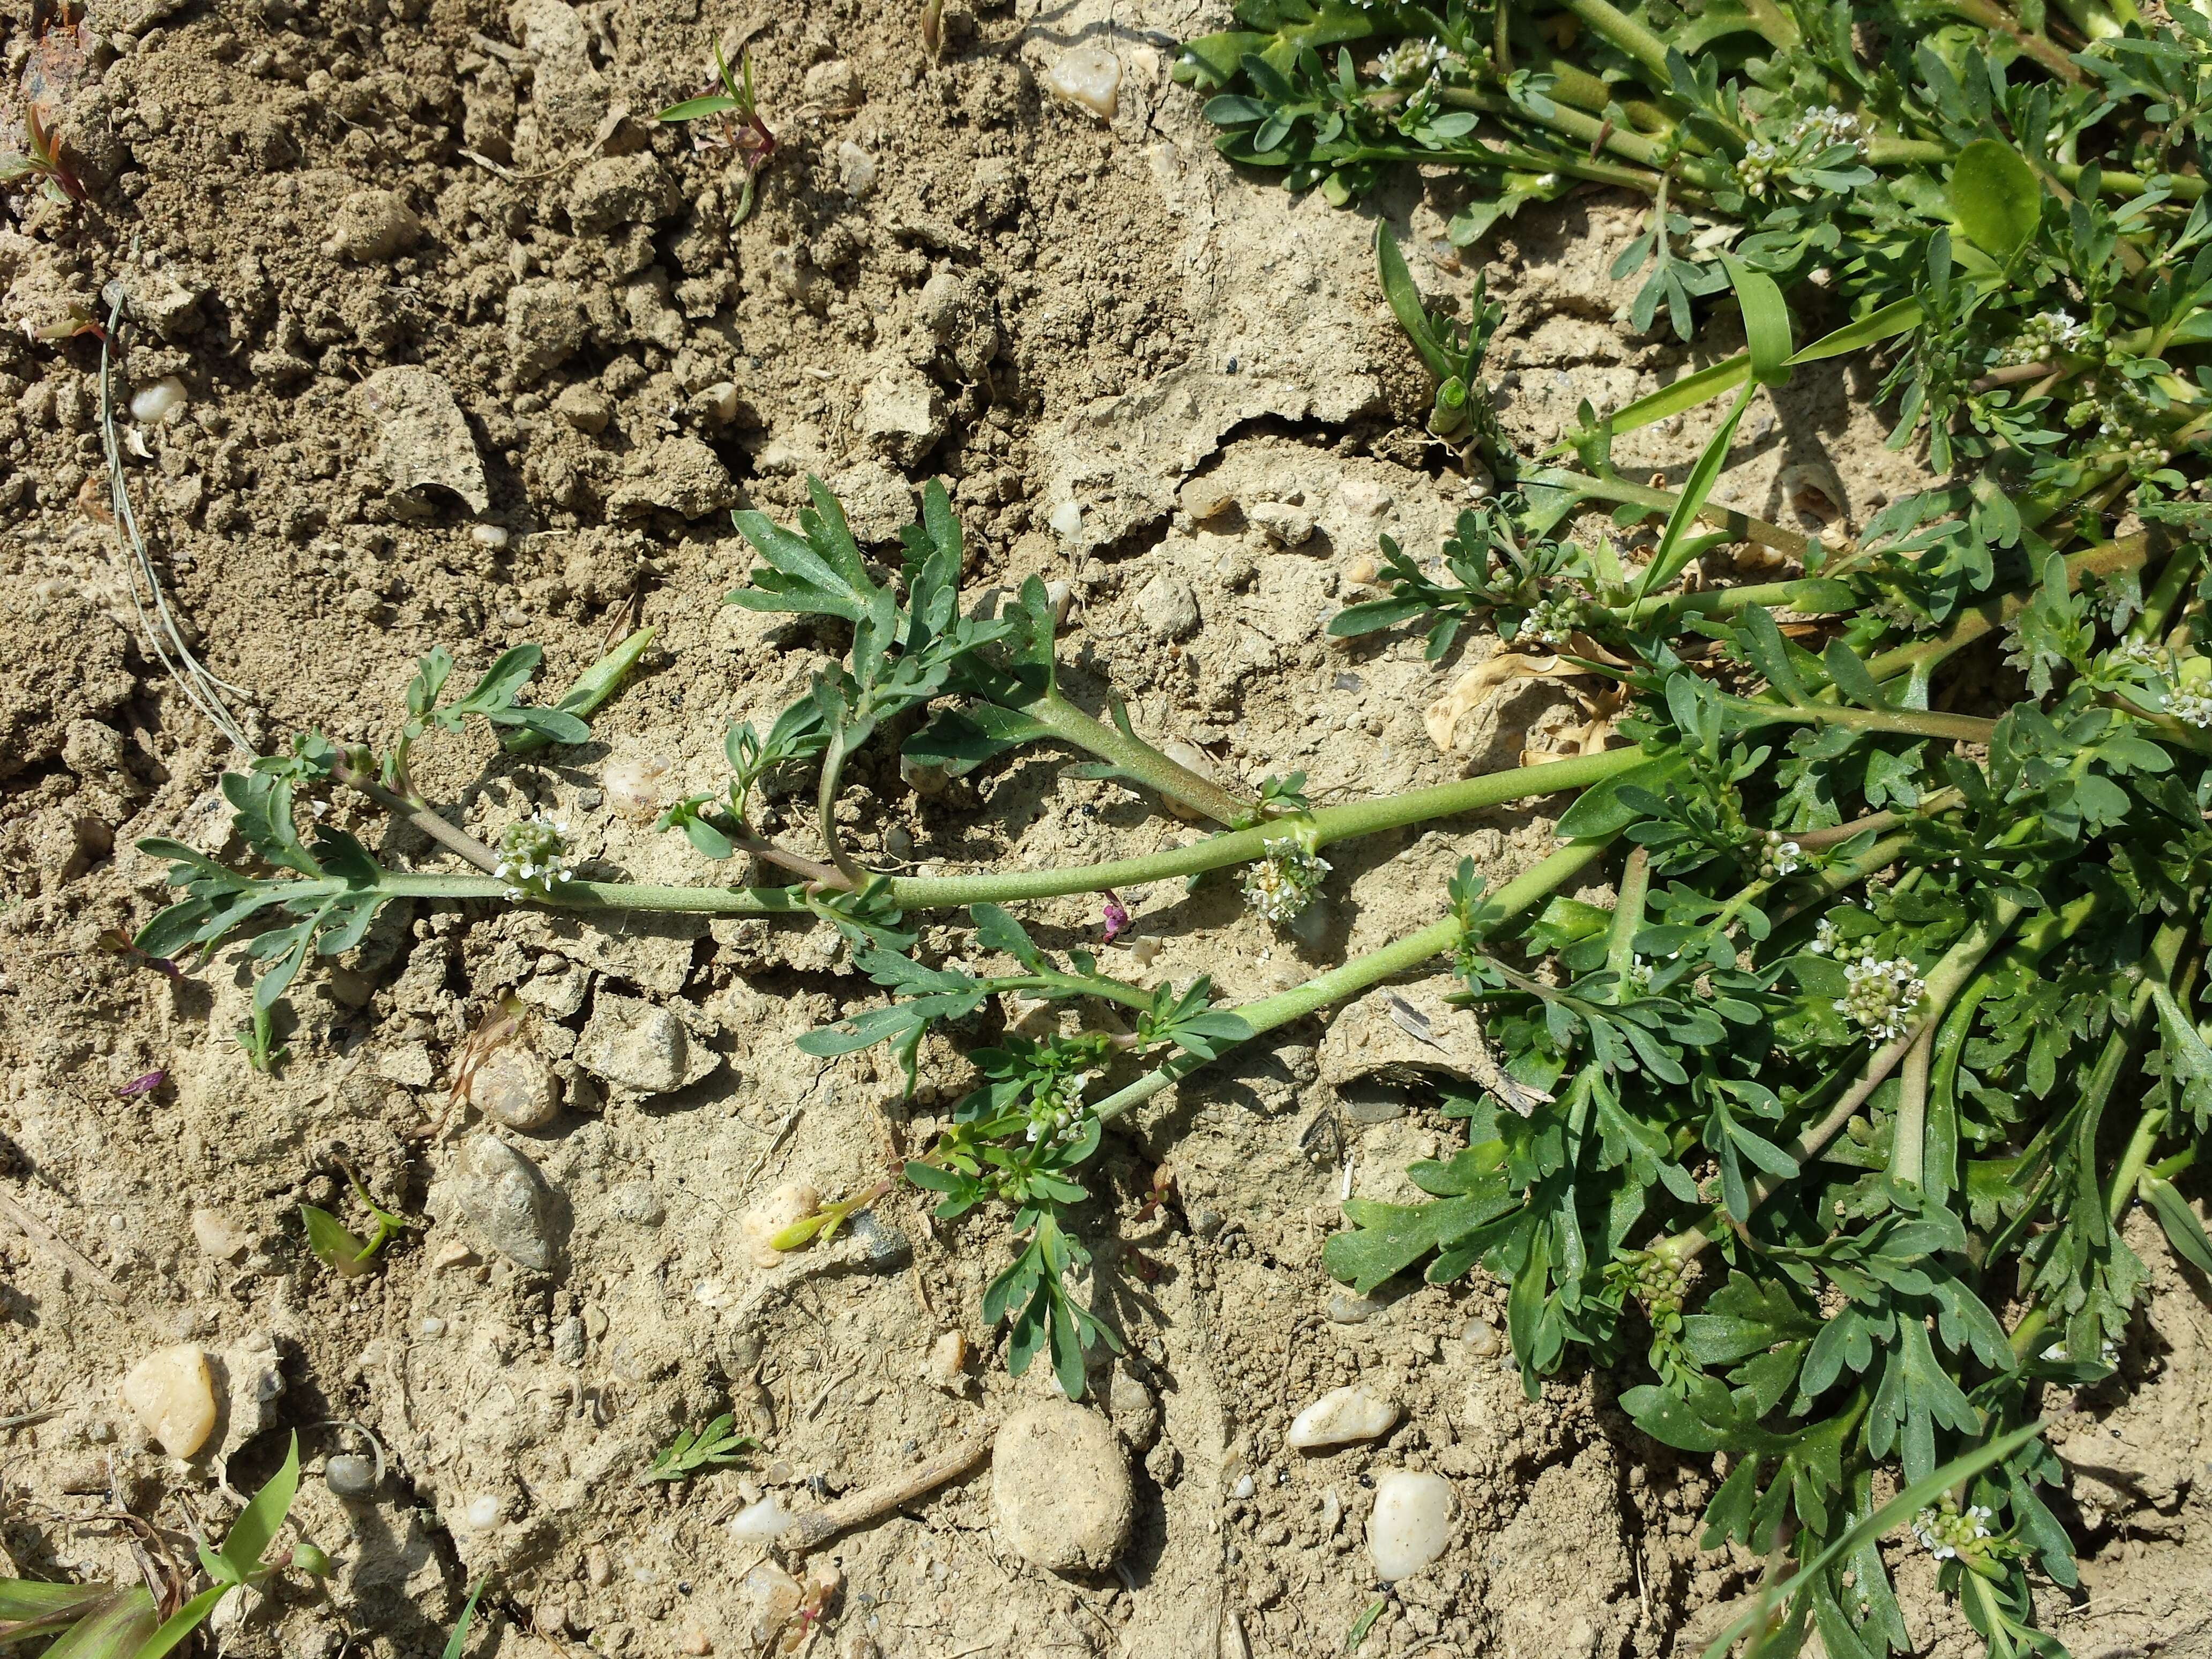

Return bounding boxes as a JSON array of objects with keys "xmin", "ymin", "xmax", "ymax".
[{"xmin": 2, "ymin": 1, "xmax": 2207, "ymax": 1656}]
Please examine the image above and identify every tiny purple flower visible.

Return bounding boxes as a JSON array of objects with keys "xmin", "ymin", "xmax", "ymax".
[
  {"xmin": 116, "ymin": 1070, "xmax": 166, "ymax": 1099},
  {"xmin": 1102, "ymin": 893, "xmax": 1133, "ymax": 944}
]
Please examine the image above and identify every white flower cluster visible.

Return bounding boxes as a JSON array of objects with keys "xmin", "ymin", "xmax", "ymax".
[
  {"xmin": 2166, "ymin": 685, "xmax": 2212, "ymax": 727},
  {"xmin": 1808, "ymin": 912, "xmax": 1847, "ymax": 955},
  {"xmin": 1911, "ymin": 1497, "xmax": 1994, "ymax": 1562},
  {"xmin": 1624, "ymin": 955, "xmax": 1655, "ymax": 995},
  {"xmin": 1376, "ymin": 37, "xmax": 1451, "ymax": 85},
  {"xmin": 1757, "ymin": 828, "xmax": 1803, "ymax": 880},
  {"xmin": 1737, "ymin": 107, "xmax": 1864, "ymax": 195},
  {"xmin": 495, "ymin": 810, "xmax": 576, "ymax": 901},
  {"xmin": 2000, "ymin": 309, "xmax": 2090, "ymax": 368},
  {"xmin": 1511, "ymin": 595, "xmax": 1582, "ymax": 649},
  {"xmin": 2104, "ymin": 638, "xmax": 2163, "ymax": 672},
  {"xmin": 1835, "ymin": 953, "xmax": 1926, "ymax": 1041},
  {"xmin": 1023, "ymin": 1080, "xmax": 1092, "ymax": 1148},
  {"xmin": 1786, "ymin": 104, "xmax": 1866, "ymax": 153},
  {"xmin": 1243, "ymin": 837, "xmax": 1331, "ymax": 925}
]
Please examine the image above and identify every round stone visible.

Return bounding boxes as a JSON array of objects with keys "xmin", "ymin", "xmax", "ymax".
[
  {"xmin": 120, "ymin": 1344, "xmax": 216, "ymax": 1458},
  {"xmin": 991, "ymin": 1402, "xmax": 1134, "ymax": 1573},
  {"xmin": 1367, "ymin": 1469, "xmax": 1453, "ymax": 1580}
]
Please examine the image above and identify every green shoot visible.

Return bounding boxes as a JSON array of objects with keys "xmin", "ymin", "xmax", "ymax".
[
  {"xmin": 655, "ymin": 42, "xmax": 775, "ymax": 223},
  {"xmin": 642, "ymin": 1415, "xmax": 756, "ymax": 1483},
  {"xmin": 299, "ymin": 1169, "xmax": 416, "ymax": 1277},
  {"xmin": 0, "ymin": 107, "xmax": 87, "ymax": 206},
  {"xmin": 440, "ymin": 1578, "xmax": 488, "ymax": 1659},
  {"xmin": 0, "ymin": 1434, "xmax": 309, "ymax": 1657}
]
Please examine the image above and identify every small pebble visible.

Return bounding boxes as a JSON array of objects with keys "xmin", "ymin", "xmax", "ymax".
[
  {"xmin": 679, "ymin": 1632, "xmax": 713, "ymax": 1656},
  {"xmin": 729, "ymin": 1494, "xmax": 796, "ymax": 1543},
  {"xmin": 1048, "ymin": 500, "xmax": 1083, "ymax": 538},
  {"xmin": 741, "ymin": 1184, "xmax": 819, "ymax": 1267},
  {"xmin": 452, "ymin": 1135, "xmax": 559, "ymax": 1271},
  {"xmin": 189, "ymin": 1207, "xmax": 251, "ymax": 1262},
  {"xmin": 992, "ymin": 1403, "xmax": 1135, "ymax": 1572},
  {"xmin": 1461, "ymin": 1317, "xmax": 1500, "ymax": 1359},
  {"xmin": 464, "ymin": 1494, "xmax": 502, "ymax": 1529},
  {"xmin": 1231, "ymin": 1474, "xmax": 1255, "ymax": 1500},
  {"xmin": 470, "ymin": 523, "xmax": 510, "ymax": 551},
  {"xmin": 326, "ymin": 1453, "xmax": 377, "ymax": 1498},
  {"xmin": 120, "ymin": 1345, "xmax": 216, "ymax": 1458},
  {"xmin": 925, "ymin": 1329, "xmax": 969, "ymax": 1392},
  {"xmin": 1286, "ymin": 1385, "xmax": 1399, "ymax": 1451},
  {"xmin": 1043, "ymin": 45, "xmax": 1122, "ymax": 119},
  {"xmin": 130, "ymin": 377, "xmax": 187, "ymax": 424},
  {"xmin": 468, "ymin": 1044, "xmax": 561, "ymax": 1131},
  {"xmin": 1327, "ymin": 1291, "xmax": 1381, "ymax": 1325},
  {"xmin": 1367, "ymin": 1469, "xmax": 1453, "ymax": 1580}
]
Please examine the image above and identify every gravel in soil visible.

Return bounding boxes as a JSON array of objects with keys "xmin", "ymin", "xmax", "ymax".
[{"xmin": 2, "ymin": 1, "xmax": 2208, "ymax": 1656}]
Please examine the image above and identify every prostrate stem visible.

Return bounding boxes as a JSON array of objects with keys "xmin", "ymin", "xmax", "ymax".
[
  {"xmin": 1021, "ymin": 689, "xmax": 1252, "ymax": 826},
  {"xmin": 1092, "ymin": 838, "xmax": 1613, "ymax": 1125}
]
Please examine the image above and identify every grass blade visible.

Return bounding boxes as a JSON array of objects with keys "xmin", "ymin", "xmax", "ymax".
[
  {"xmin": 442, "ymin": 1579, "xmax": 487, "ymax": 1659},
  {"xmin": 1632, "ymin": 379, "xmax": 1755, "ymax": 612},
  {"xmin": 1696, "ymin": 1422, "xmax": 2045, "ymax": 1659}
]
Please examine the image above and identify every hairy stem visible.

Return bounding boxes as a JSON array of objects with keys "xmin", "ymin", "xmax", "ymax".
[
  {"xmin": 333, "ymin": 764, "xmax": 503, "ymax": 876},
  {"xmin": 1606, "ymin": 847, "xmax": 1651, "ymax": 1004},
  {"xmin": 1892, "ymin": 1021, "xmax": 1937, "ymax": 1190},
  {"xmin": 1021, "ymin": 688, "xmax": 1252, "ymax": 826},
  {"xmin": 817, "ymin": 730, "xmax": 869, "ymax": 889},
  {"xmin": 1092, "ymin": 839, "xmax": 1612, "ymax": 1125},
  {"xmin": 1865, "ymin": 532, "xmax": 2160, "ymax": 685},
  {"xmin": 375, "ymin": 748, "xmax": 1649, "ymax": 918},
  {"xmin": 1548, "ymin": 467, "xmax": 1810, "ymax": 560}
]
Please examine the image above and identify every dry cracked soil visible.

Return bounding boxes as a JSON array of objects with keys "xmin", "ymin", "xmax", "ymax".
[{"xmin": 2, "ymin": 1, "xmax": 2209, "ymax": 1656}]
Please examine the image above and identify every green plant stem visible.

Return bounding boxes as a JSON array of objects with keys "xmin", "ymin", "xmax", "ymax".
[
  {"xmin": 1092, "ymin": 838, "xmax": 1612, "ymax": 1125},
  {"xmin": 1606, "ymin": 846, "xmax": 1651, "ymax": 1003},
  {"xmin": 1020, "ymin": 688, "xmax": 1251, "ymax": 825},
  {"xmin": 1945, "ymin": 0, "xmax": 2087, "ymax": 81},
  {"xmin": 373, "ymin": 748, "xmax": 1649, "ymax": 918},
  {"xmin": 885, "ymin": 745, "xmax": 1646, "ymax": 910},
  {"xmin": 333, "ymin": 764, "xmax": 502, "ymax": 876},
  {"xmin": 1770, "ymin": 829, "xmax": 1915, "ymax": 929},
  {"xmin": 818, "ymin": 730, "xmax": 869, "ymax": 888},
  {"xmin": 1728, "ymin": 699, "xmax": 1997, "ymax": 744},
  {"xmin": 1892, "ymin": 1021, "xmax": 1937, "ymax": 1190},
  {"xmin": 1865, "ymin": 531, "xmax": 2159, "ymax": 685},
  {"xmin": 2129, "ymin": 536, "xmax": 2204, "ymax": 645},
  {"xmin": 1662, "ymin": 899, "xmax": 2024, "ymax": 1262},
  {"xmin": 1633, "ymin": 576, "xmax": 1859, "ymax": 627},
  {"xmin": 1795, "ymin": 789, "xmax": 1966, "ymax": 851},
  {"xmin": 1559, "ymin": 0, "xmax": 1676, "ymax": 84},
  {"xmin": 1542, "ymin": 467, "xmax": 1811, "ymax": 559}
]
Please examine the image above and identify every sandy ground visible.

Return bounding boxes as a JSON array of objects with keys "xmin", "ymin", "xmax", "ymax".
[{"xmin": 2, "ymin": 1, "xmax": 2208, "ymax": 1655}]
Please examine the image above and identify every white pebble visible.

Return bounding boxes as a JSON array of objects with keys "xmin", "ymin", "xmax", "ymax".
[
  {"xmin": 1043, "ymin": 46, "xmax": 1122, "ymax": 119},
  {"xmin": 120, "ymin": 1345, "xmax": 216, "ymax": 1458},
  {"xmin": 603, "ymin": 754, "xmax": 671, "ymax": 823},
  {"xmin": 729, "ymin": 1495, "xmax": 796, "ymax": 1542},
  {"xmin": 1367, "ymin": 1469, "xmax": 1453, "ymax": 1580},
  {"xmin": 419, "ymin": 1316, "xmax": 447, "ymax": 1338},
  {"xmin": 705, "ymin": 381, "xmax": 743, "ymax": 423},
  {"xmin": 1048, "ymin": 500, "xmax": 1083, "ymax": 539},
  {"xmin": 1231, "ymin": 1474, "xmax": 1255, "ymax": 1500},
  {"xmin": 464, "ymin": 1494, "xmax": 503, "ymax": 1529},
  {"xmin": 130, "ymin": 377, "xmax": 187, "ymax": 424},
  {"xmin": 470, "ymin": 523, "xmax": 511, "ymax": 550},
  {"xmin": 1285, "ymin": 1385, "xmax": 1399, "ymax": 1450},
  {"xmin": 1461, "ymin": 1317, "xmax": 1499, "ymax": 1359}
]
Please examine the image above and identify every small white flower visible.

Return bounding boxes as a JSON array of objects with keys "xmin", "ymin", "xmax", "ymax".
[
  {"xmin": 1834, "ymin": 953, "xmax": 1926, "ymax": 1042},
  {"xmin": 1810, "ymin": 916, "xmax": 1840, "ymax": 955},
  {"xmin": 1243, "ymin": 837, "xmax": 1331, "ymax": 926},
  {"xmin": 2166, "ymin": 686, "xmax": 2212, "ymax": 727}
]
